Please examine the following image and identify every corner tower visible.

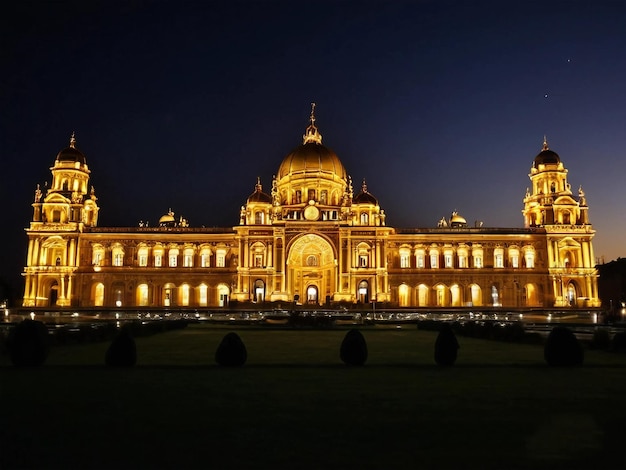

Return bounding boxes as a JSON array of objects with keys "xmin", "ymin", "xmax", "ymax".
[
  {"xmin": 23, "ymin": 134, "xmax": 99, "ymax": 307},
  {"xmin": 522, "ymin": 137, "xmax": 599, "ymax": 307}
]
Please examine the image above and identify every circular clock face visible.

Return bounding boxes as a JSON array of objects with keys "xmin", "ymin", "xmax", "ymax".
[{"xmin": 304, "ymin": 205, "xmax": 319, "ymax": 221}]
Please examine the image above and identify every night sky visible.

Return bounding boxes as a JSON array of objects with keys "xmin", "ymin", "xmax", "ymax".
[{"xmin": 2, "ymin": 0, "xmax": 625, "ymax": 303}]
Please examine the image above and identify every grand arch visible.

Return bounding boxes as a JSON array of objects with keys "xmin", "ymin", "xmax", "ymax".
[{"xmin": 286, "ymin": 233, "xmax": 337, "ymax": 305}]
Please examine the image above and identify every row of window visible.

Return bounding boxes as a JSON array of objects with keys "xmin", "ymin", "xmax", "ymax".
[
  {"xmin": 92, "ymin": 245, "xmax": 228, "ymax": 268},
  {"xmin": 397, "ymin": 247, "xmax": 536, "ymax": 269}
]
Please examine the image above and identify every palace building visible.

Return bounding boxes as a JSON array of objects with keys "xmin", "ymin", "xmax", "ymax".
[{"xmin": 22, "ymin": 106, "xmax": 600, "ymax": 309}]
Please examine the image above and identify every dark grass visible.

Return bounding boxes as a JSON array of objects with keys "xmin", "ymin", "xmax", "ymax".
[{"xmin": 1, "ymin": 324, "xmax": 626, "ymax": 469}]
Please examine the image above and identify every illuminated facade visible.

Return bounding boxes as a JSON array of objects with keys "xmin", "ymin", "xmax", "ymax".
[{"xmin": 22, "ymin": 108, "xmax": 600, "ymax": 309}]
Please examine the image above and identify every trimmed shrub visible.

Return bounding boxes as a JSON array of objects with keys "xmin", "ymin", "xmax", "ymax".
[
  {"xmin": 340, "ymin": 329, "xmax": 368, "ymax": 366},
  {"xmin": 7, "ymin": 319, "xmax": 50, "ymax": 367},
  {"xmin": 105, "ymin": 327, "xmax": 137, "ymax": 367},
  {"xmin": 215, "ymin": 332, "xmax": 247, "ymax": 367},
  {"xmin": 434, "ymin": 323, "xmax": 459, "ymax": 366},
  {"xmin": 544, "ymin": 326, "xmax": 584, "ymax": 366}
]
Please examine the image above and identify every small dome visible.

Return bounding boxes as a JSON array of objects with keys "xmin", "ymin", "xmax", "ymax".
[
  {"xmin": 450, "ymin": 211, "xmax": 467, "ymax": 227},
  {"xmin": 534, "ymin": 138, "xmax": 560, "ymax": 166},
  {"xmin": 353, "ymin": 179, "xmax": 378, "ymax": 204},
  {"xmin": 247, "ymin": 178, "xmax": 272, "ymax": 204},
  {"xmin": 56, "ymin": 133, "xmax": 86, "ymax": 164},
  {"xmin": 159, "ymin": 209, "xmax": 176, "ymax": 225}
]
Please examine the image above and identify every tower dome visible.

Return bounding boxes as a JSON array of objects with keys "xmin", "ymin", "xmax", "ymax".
[
  {"xmin": 353, "ymin": 179, "xmax": 378, "ymax": 204},
  {"xmin": 247, "ymin": 178, "xmax": 272, "ymax": 203},
  {"xmin": 56, "ymin": 132, "xmax": 86, "ymax": 164},
  {"xmin": 534, "ymin": 136, "xmax": 560, "ymax": 166}
]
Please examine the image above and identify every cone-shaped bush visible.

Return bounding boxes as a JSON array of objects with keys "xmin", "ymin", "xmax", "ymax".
[
  {"xmin": 544, "ymin": 326, "xmax": 584, "ymax": 366},
  {"xmin": 215, "ymin": 332, "xmax": 247, "ymax": 367},
  {"xmin": 7, "ymin": 319, "xmax": 50, "ymax": 367},
  {"xmin": 434, "ymin": 322, "xmax": 459, "ymax": 366},
  {"xmin": 105, "ymin": 327, "xmax": 137, "ymax": 367},
  {"xmin": 340, "ymin": 329, "xmax": 368, "ymax": 366}
]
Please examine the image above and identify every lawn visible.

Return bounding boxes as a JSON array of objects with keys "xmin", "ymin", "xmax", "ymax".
[{"xmin": 1, "ymin": 323, "xmax": 626, "ymax": 469}]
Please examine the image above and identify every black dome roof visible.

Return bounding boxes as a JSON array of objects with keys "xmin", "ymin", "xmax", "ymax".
[
  {"xmin": 353, "ymin": 179, "xmax": 378, "ymax": 205},
  {"xmin": 56, "ymin": 134, "xmax": 86, "ymax": 164},
  {"xmin": 247, "ymin": 179, "xmax": 272, "ymax": 204},
  {"xmin": 534, "ymin": 138, "xmax": 560, "ymax": 166}
]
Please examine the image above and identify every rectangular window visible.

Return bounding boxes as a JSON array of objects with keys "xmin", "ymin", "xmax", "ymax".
[
  {"xmin": 184, "ymin": 255, "xmax": 193, "ymax": 267},
  {"xmin": 495, "ymin": 254, "xmax": 504, "ymax": 268},
  {"xmin": 458, "ymin": 255, "xmax": 467, "ymax": 268},
  {"xmin": 400, "ymin": 255, "xmax": 410, "ymax": 268},
  {"xmin": 155, "ymin": 255, "xmax": 162, "ymax": 267},
  {"xmin": 254, "ymin": 254, "xmax": 263, "ymax": 267},
  {"xmin": 430, "ymin": 254, "xmax": 438, "ymax": 269},
  {"xmin": 139, "ymin": 255, "xmax": 147, "ymax": 267},
  {"xmin": 444, "ymin": 254, "xmax": 453, "ymax": 268},
  {"xmin": 474, "ymin": 256, "xmax": 482, "ymax": 268},
  {"xmin": 201, "ymin": 254, "xmax": 209, "ymax": 267},
  {"xmin": 217, "ymin": 254, "xmax": 225, "ymax": 268},
  {"xmin": 169, "ymin": 255, "xmax": 177, "ymax": 267},
  {"xmin": 417, "ymin": 255, "xmax": 424, "ymax": 268},
  {"xmin": 113, "ymin": 254, "xmax": 123, "ymax": 267},
  {"xmin": 359, "ymin": 255, "xmax": 368, "ymax": 267},
  {"xmin": 511, "ymin": 255, "xmax": 519, "ymax": 268}
]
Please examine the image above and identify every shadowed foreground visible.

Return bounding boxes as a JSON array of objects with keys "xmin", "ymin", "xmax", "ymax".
[{"xmin": 1, "ymin": 324, "xmax": 625, "ymax": 469}]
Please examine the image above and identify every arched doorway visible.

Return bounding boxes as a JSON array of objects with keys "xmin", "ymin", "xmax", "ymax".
[
  {"xmin": 398, "ymin": 283, "xmax": 409, "ymax": 307},
  {"xmin": 163, "ymin": 283, "xmax": 176, "ymax": 307},
  {"xmin": 217, "ymin": 283, "xmax": 230, "ymax": 307},
  {"xmin": 287, "ymin": 234, "xmax": 336, "ymax": 304},
  {"xmin": 418, "ymin": 284, "xmax": 429, "ymax": 306},
  {"xmin": 566, "ymin": 282, "xmax": 577, "ymax": 306},
  {"xmin": 307, "ymin": 285, "xmax": 318, "ymax": 304},
  {"xmin": 357, "ymin": 280, "xmax": 369, "ymax": 304},
  {"xmin": 470, "ymin": 284, "xmax": 482, "ymax": 306},
  {"xmin": 254, "ymin": 279, "xmax": 265, "ymax": 303},
  {"xmin": 49, "ymin": 282, "xmax": 59, "ymax": 307}
]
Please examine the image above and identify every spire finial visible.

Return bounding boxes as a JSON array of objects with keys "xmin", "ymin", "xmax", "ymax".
[
  {"xmin": 255, "ymin": 176, "xmax": 262, "ymax": 191},
  {"xmin": 542, "ymin": 135, "xmax": 549, "ymax": 150},
  {"xmin": 362, "ymin": 178, "xmax": 368, "ymax": 193},
  {"xmin": 70, "ymin": 131, "xmax": 76, "ymax": 148},
  {"xmin": 303, "ymin": 102, "xmax": 322, "ymax": 144}
]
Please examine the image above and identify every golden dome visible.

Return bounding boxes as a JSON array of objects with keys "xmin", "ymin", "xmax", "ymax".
[
  {"xmin": 159, "ymin": 209, "xmax": 176, "ymax": 225},
  {"xmin": 277, "ymin": 142, "xmax": 347, "ymax": 181},
  {"xmin": 276, "ymin": 103, "xmax": 347, "ymax": 182},
  {"xmin": 450, "ymin": 211, "xmax": 467, "ymax": 227}
]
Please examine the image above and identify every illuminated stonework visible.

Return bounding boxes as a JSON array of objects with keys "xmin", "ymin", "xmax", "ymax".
[{"xmin": 22, "ymin": 112, "xmax": 600, "ymax": 309}]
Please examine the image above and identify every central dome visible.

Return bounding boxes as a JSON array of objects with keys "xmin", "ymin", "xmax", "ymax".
[
  {"xmin": 276, "ymin": 104, "xmax": 348, "ymax": 185},
  {"xmin": 277, "ymin": 142, "xmax": 347, "ymax": 180}
]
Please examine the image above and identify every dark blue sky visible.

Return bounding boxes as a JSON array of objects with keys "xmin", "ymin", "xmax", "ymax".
[{"xmin": 2, "ymin": 0, "xmax": 625, "ymax": 301}]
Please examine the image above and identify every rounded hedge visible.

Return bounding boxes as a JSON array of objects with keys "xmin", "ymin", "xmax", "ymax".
[
  {"xmin": 215, "ymin": 332, "xmax": 247, "ymax": 367},
  {"xmin": 544, "ymin": 326, "xmax": 584, "ymax": 366},
  {"xmin": 340, "ymin": 329, "xmax": 368, "ymax": 366}
]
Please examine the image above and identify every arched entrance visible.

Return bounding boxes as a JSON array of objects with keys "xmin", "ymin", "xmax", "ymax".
[
  {"xmin": 49, "ymin": 282, "xmax": 59, "ymax": 307},
  {"xmin": 217, "ymin": 283, "xmax": 230, "ymax": 307},
  {"xmin": 307, "ymin": 285, "xmax": 318, "ymax": 304},
  {"xmin": 254, "ymin": 279, "xmax": 265, "ymax": 303},
  {"xmin": 286, "ymin": 234, "xmax": 336, "ymax": 305},
  {"xmin": 357, "ymin": 280, "xmax": 369, "ymax": 303}
]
